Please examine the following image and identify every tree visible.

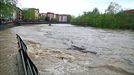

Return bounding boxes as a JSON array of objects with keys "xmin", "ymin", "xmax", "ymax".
[
  {"xmin": 22, "ymin": 8, "xmax": 36, "ymax": 21},
  {"xmin": 0, "ymin": 0, "xmax": 18, "ymax": 19},
  {"xmin": 0, "ymin": 0, "xmax": 17, "ymax": 4},
  {"xmin": 105, "ymin": 2, "xmax": 122, "ymax": 14},
  {"xmin": 45, "ymin": 16, "xmax": 49, "ymax": 21},
  {"xmin": 39, "ymin": 15, "xmax": 46, "ymax": 21},
  {"xmin": 92, "ymin": 8, "xmax": 100, "ymax": 14}
]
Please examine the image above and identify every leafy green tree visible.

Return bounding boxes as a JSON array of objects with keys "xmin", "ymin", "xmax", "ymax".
[
  {"xmin": 67, "ymin": 15, "xmax": 71, "ymax": 23},
  {"xmin": 92, "ymin": 8, "xmax": 100, "ymax": 14},
  {"xmin": 22, "ymin": 8, "xmax": 36, "ymax": 21},
  {"xmin": 39, "ymin": 15, "xmax": 46, "ymax": 21},
  {"xmin": 0, "ymin": 0, "xmax": 17, "ymax": 19},
  {"xmin": 105, "ymin": 2, "xmax": 122, "ymax": 14},
  {"xmin": 45, "ymin": 16, "xmax": 49, "ymax": 21},
  {"xmin": 71, "ymin": 2, "xmax": 134, "ymax": 30}
]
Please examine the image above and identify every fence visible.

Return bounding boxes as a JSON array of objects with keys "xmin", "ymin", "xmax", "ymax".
[{"xmin": 16, "ymin": 34, "xmax": 39, "ymax": 75}]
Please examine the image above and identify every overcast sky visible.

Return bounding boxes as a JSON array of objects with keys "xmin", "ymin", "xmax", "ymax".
[{"xmin": 17, "ymin": 0, "xmax": 134, "ymax": 16}]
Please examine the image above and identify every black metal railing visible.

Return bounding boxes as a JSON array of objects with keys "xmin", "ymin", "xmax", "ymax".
[{"xmin": 16, "ymin": 34, "xmax": 39, "ymax": 75}]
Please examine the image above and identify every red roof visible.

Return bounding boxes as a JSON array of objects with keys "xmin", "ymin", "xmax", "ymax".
[
  {"xmin": 47, "ymin": 12, "xmax": 54, "ymax": 14},
  {"xmin": 125, "ymin": 9, "xmax": 134, "ymax": 13}
]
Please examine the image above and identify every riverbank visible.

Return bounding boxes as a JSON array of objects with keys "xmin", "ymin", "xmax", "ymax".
[
  {"xmin": 0, "ymin": 23, "xmax": 16, "ymax": 31},
  {"xmin": 0, "ymin": 22, "xmax": 70, "ymax": 31},
  {"xmin": 0, "ymin": 29, "xmax": 18, "ymax": 75}
]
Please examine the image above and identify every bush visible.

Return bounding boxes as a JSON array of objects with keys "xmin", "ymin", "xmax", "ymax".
[
  {"xmin": 71, "ymin": 10, "xmax": 134, "ymax": 30},
  {"xmin": 71, "ymin": 2, "xmax": 134, "ymax": 30}
]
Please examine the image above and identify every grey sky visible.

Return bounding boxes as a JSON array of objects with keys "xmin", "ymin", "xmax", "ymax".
[{"xmin": 17, "ymin": 0, "xmax": 134, "ymax": 16}]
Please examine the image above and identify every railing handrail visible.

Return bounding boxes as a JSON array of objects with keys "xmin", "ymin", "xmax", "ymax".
[{"xmin": 16, "ymin": 34, "xmax": 39, "ymax": 75}]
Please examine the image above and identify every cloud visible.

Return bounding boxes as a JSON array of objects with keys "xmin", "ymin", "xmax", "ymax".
[{"xmin": 18, "ymin": 0, "xmax": 134, "ymax": 16}]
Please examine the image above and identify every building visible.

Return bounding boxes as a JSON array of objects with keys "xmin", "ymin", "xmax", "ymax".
[
  {"xmin": 39, "ymin": 13, "xmax": 46, "ymax": 17},
  {"xmin": 46, "ymin": 12, "xmax": 54, "ymax": 20},
  {"xmin": 45, "ymin": 12, "xmax": 71, "ymax": 23},
  {"xmin": 16, "ymin": 7, "xmax": 22, "ymax": 21},
  {"xmin": 125, "ymin": 9, "xmax": 134, "ymax": 13},
  {"xmin": 12, "ymin": 11, "xmax": 16, "ymax": 20},
  {"xmin": 34, "ymin": 9, "xmax": 39, "ymax": 20},
  {"xmin": 54, "ymin": 14, "xmax": 59, "ymax": 19},
  {"xmin": 39, "ymin": 13, "xmax": 47, "ymax": 21},
  {"xmin": 58, "ymin": 14, "xmax": 70, "ymax": 23}
]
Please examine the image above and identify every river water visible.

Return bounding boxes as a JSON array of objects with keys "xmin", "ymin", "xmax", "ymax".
[{"xmin": 0, "ymin": 24, "xmax": 134, "ymax": 75}]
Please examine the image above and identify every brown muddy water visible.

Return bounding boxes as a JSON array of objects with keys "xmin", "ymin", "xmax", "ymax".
[
  {"xmin": 0, "ymin": 24, "xmax": 134, "ymax": 75},
  {"xmin": 0, "ymin": 29, "xmax": 18, "ymax": 75}
]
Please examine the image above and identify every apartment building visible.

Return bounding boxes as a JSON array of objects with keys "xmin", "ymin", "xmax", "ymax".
[
  {"xmin": 16, "ymin": 7, "xmax": 22, "ymax": 21},
  {"xmin": 58, "ymin": 14, "xmax": 70, "ymax": 23},
  {"xmin": 46, "ymin": 12, "xmax": 54, "ymax": 20},
  {"xmin": 34, "ymin": 9, "xmax": 39, "ymax": 20}
]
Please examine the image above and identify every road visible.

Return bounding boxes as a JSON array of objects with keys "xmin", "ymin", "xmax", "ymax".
[{"xmin": 1, "ymin": 24, "xmax": 134, "ymax": 75}]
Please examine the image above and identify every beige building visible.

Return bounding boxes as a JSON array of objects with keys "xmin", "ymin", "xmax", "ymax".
[{"xmin": 34, "ymin": 9, "xmax": 39, "ymax": 20}]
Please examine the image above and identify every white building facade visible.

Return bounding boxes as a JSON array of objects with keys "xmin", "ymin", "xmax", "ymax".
[{"xmin": 58, "ymin": 15, "xmax": 68, "ymax": 23}]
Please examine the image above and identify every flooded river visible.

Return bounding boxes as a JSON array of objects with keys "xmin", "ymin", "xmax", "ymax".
[{"xmin": 1, "ymin": 24, "xmax": 134, "ymax": 75}]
